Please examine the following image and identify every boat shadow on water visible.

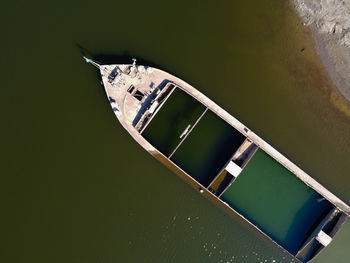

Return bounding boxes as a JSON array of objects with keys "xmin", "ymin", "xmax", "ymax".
[{"xmin": 76, "ymin": 43, "xmax": 165, "ymax": 70}]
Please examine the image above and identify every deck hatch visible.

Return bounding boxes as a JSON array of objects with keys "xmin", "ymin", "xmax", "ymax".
[{"xmin": 225, "ymin": 161, "xmax": 242, "ymax": 178}]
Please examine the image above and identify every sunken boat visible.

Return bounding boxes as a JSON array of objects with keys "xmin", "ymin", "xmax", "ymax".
[{"xmin": 85, "ymin": 57, "xmax": 349, "ymax": 262}]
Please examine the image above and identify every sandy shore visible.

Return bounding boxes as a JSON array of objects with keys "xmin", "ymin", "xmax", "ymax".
[{"xmin": 293, "ymin": 0, "xmax": 350, "ymax": 109}]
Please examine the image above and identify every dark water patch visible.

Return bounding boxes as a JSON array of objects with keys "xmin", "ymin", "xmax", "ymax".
[
  {"xmin": 170, "ymin": 110, "xmax": 246, "ymax": 187},
  {"xmin": 142, "ymin": 88, "xmax": 206, "ymax": 156}
]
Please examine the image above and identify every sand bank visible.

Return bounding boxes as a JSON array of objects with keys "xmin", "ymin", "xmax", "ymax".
[{"xmin": 293, "ymin": 0, "xmax": 350, "ymax": 107}]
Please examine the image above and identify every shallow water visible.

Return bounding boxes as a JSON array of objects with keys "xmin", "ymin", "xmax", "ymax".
[{"xmin": 1, "ymin": 0, "xmax": 349, "ymax": 262}]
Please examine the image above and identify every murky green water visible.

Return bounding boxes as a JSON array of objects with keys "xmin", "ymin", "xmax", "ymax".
[
  {"xmin": 1, "ymin": 0, "xmax": 349, "ymax": 262},
  {"xmin": 221, "ymin": 149, "xmax": 333, "ymax": 255}
]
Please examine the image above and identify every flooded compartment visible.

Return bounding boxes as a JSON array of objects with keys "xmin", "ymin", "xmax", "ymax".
[
  {"xmin": 170, "ymin": 110, "xmax": 246, "ymax": 187},
  {"xmin": 220, "ymin": 149, "xmax": 334, "ymax": 255},
  {"xmin": 208, "ymin": 170, "xmax": 234, "ymax": 196},
  {"xmin": 208, "ymin": 138, "xmax": 258, "ymax": 196},
  {"xmin": 141, "ymin": 88, "xmax": 206, "ymax": 157},
  {"xmin": 296, "ymin": 209, "xmax": 348, "ymax": 262}
]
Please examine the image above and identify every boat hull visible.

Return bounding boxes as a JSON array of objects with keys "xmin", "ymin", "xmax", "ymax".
[{"xmin": 89, "ymin": 60, "xmax": 349, "ymax": 262}]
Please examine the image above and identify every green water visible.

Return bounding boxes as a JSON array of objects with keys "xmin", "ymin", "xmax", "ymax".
[
  {"xmin": 142, "ymin": 88, "xmax": 206, "ymax": 156},
  {"xmin": 170, "ymin": 109, "xmax": 246, "ymax": 187},
  {"xmin": 221, "ymin": 149, "xmax": 333, "ymax": 254},
  {"xmin": 2, "ymin": 0, "xmax": 350, "ymax": 262}
]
